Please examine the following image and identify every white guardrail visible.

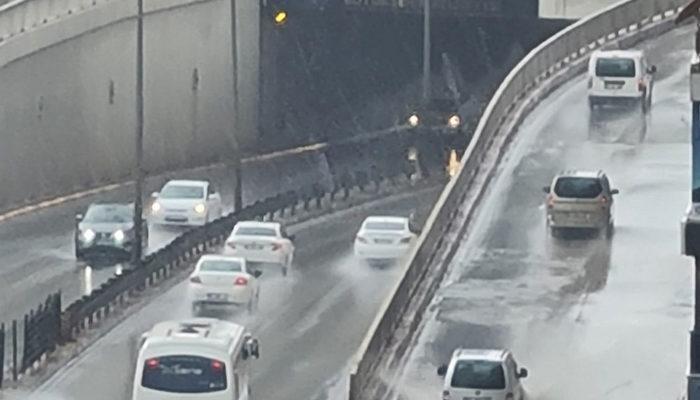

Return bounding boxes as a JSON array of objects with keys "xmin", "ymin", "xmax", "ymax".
[{"xmin": 347, "ymin": 0, "xmax": 689, "ymax": 398}]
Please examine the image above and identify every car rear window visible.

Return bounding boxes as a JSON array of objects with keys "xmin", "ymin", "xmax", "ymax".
[
  {"xmin": 450, "ymin": 360, "xmax": 506, "ymax": 390},
  {"xmin": 365, "ymin": 221, "xmax": 406, "ymax": 231},
  {"xmin": 554, "ymin": 177, "xmax": 603, "ymax": 199},
  {"xmin": 141, "ymin": 355, "xmax": 227, "ymax": 393},
  {"xmin": 200, "ymin": 260, "xmax": 243, "ymax": 273},
  {"xmin": 160, "ymin": 185, "xmax": 205, "ymax": 199},
  {"xmin": 235, "ymin": 227, "xmax": 277, "ymax": 237},
  {"xmin": 595, "ymin": 57, "xmax": 636, "ymax": 78}
]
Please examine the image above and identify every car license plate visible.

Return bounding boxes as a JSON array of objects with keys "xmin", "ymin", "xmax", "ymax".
[
  {"xmin": 375, "ymin": 239, "xmax": 392, "ymax": 244},
  {"xmin": 604, "ymin": 81, "xmax": 623, "ymax": 89},
  {"xmin": 463, "ymin": 397, "xmax": 491, "ymax": 400},
  {"xmin": 245, "ymin": 244, "xmax": 263, "ymax": 250},
  {"xmin": 207, "ymin": 293, "xmax": 227, "ymax": 300}
]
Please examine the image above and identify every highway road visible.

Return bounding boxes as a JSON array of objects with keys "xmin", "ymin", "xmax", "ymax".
[
  {"xmin": 27, "ymin": 184, "xmax": 441, "ymax": 400},
  {"xmin": 0, "ymin": 153, "xmax": 335, "ymax": 343},
  {"xmin": 381, "ymin": 24, "xmax": 693, "ymax": 400}
]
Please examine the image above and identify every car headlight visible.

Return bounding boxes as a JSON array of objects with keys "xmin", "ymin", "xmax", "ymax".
[
  {"xmin": 113, "ymin": 229, "xmax": 125, "ymax": 243},
  {"xmin": 81, "ymin": 229, "xmax": 96, "ymax": 243},
  {"xmin": 408, "ymin": 114, "xmax": 420, "ymax": 127},
  {"xmin": 151, "ymin": 202, "xmax": 161, "ymax": 213},
  {"xmin": 194, "ymin": 203, "xmax": 206, "ymax": 214},
  {"xmin": 448, "ymin": 114, "xmax": 461, "ymax": 129}
]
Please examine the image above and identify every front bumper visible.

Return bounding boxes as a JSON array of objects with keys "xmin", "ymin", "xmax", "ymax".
[{"xmin": 150, "ymin": 212, "xmax": 207, "ymax": 227}]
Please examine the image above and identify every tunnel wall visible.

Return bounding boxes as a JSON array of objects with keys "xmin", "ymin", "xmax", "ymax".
[
  {"xmin": 0, "ymin": 0, "xmax": 259, "ymax": 210},
  {"xmin": 258, "ymin": 2, "xmax": 569, "ymax": 150}
]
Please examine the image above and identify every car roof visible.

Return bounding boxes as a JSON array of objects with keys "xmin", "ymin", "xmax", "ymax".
[
  {"xmin": 453, "ymin": 348, "xmax": 509, "ymax": 362},
  {"xmin": 592, "ymin": 49, "xmax": 643, "ymax": 59},
  {"xmin": 363, "ymin": 216, "xmax": 409, "ymax": 224},
  {"xmin": 235, "ymin": 221, "xmax": 281, "ymax": 229},
  {"xmin": 143, "ymin": 318, "xmax": 245, "ymax": 351},
  {"xmin": 556, "ymin": 169, "xmax": 603, "ymax": 179},
  {"xmin": 164, "ymin": 179, "xmax": 209, "ymax": 187}
]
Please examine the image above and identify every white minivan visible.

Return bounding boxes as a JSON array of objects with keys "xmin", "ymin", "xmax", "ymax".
[
  {"xmin": 132, "ymin": 318, "xmax": 260, "ymax": 400},
  {"xmin": 587, "ymin": 49, "xmax": 656, "ymax": 112},
  {"xmin": 437, "ymin": 348, "xmax": 528, "ymax": 400}
]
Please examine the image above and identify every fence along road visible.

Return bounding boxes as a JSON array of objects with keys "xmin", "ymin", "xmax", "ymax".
[{"xmin": 348, "ymin": 0, "xmax": 689, "ymax": 398}]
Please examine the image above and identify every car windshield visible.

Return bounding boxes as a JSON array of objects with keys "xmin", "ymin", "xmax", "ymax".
[
  {"xmin": 554, "ymin": 177, "xmax": 603, "ymax": 199},
  {"xmin": 365, "ymin": 221, "xmax": 406, "ymax": 231},
  {"xmin": 235, "ymin": 226, "xmax": 277, "ymax": 237},
  {"xmin": 596, "ymin": 57, "xmax": 636, "ymax": 78},
  {"xmin": 160, "ymin": 185, "xmax": 205, "ymax": 199},
  {"xmin": 84, "ymin": 205, "xmax": 132, "ymax": 223},
  {"xmin": 141, "ymin": 355, "xmax": 226, "ymax": 393},
  {"xmin": 450, "ymin": 360, "xmax": 506, "ymax": 390},
  {"xmin": 200, "ymin": 260, "xmax": 243, "ymax": 273}
]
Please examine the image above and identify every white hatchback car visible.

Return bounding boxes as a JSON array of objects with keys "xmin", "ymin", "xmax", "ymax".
[
  {"xmin": 188, "ymin": 255, "xmax": 262, "ymax": 314},
  {"xmin": 354, "ymin": 216, "xmax": 417, "ymax": 266},
  {"xmin": 437, "ymin": 349, "xmax": 528, "ymax": 400},
  {"xmin": 225, "ymin": 221, "xmax": 295, "ymax": 276},
  {"xmin": 150, "ymin": 180, "xmax": 223, "ymax": 227},
  {"xmin": 587, "ymin": 49, "xmax": 656, "ymax": 112}
]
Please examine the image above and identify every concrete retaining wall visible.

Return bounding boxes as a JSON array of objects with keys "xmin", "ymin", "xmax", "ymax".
[{"xmin": 0, "ymin": 0, "xmax": 258, "ymax": 211}]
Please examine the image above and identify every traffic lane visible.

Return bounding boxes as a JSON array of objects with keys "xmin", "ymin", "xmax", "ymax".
[
  {"xmin": 0, "ymin": 156, "xmax": 332, "ymax": 332},
  {"xmin": 384, "ymin": 26, "xmax": 691, "ymax": 400},
  {"xmin": 32, "ymin": 186, "xmax": 442, "ymax": 400}
]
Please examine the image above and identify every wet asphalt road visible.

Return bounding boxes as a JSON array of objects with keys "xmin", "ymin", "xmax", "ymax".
[
  {"xmin": 383, "ymin": 25, "xmax": 694, "ymax": 400},
  {"xmin": 28, "ymin": 186, "xmax": 441, "ymax": 400},
  {"xmin": 0, "ymin": 152, "xmax": 335, "ymax": 340}
]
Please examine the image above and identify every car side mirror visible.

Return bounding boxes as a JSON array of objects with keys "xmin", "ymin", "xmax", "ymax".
[
  {"xmin": 288, "ymin": 234, "xmax": 296, "ymax": 242},
  {"xmin": 243, "ymin": 337, "xmax": 260, "ymax": 360},
  {"xmin": 253, "ymin": 270, "xmax": 263, "ymax": 278},
  {"xmin": 648, "ymin": 65, "xmax": 657, "ymax": 74},
  {"xmin": 542, "ymin": 186, "xmax": 551, "ymax": 194},
  {"xmin": 437, "ymin": 364, "xmax": 448, "ymax": 377},
  {"xmin": 611, "ymin": 189, "xmax": 620, "ymax": 195},
  {"xmin": 518, "ymin": 367, "xmax": 528, "ymax": 379},
  {"xmin": 151, "ymin": 192, "xmax": 159, "ymax": 198},
  {"xmin": 75, "ymin": 214, "xmax": 83, "ymax": 222}
]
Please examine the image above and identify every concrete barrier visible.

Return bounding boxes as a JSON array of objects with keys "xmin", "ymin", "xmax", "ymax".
[
  {"xmin": 347, "ymin": 0, "xmax": 688, "ymax": 398},
  {"xmin": 0, "ymin": 0, "xmax": 258, "ymax": 213}
]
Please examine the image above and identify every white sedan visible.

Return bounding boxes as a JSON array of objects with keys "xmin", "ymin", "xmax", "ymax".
[
  {"xmin": 225, "ymin": 221, "xmax": 295, "ymax": 276},
  {"xmin": 354, "ymin": 216, "xmax": 417, "ymax": 266},
  {"xmin": 188, "ymin": 255, "xmax": 262, "ymax": 314},
  {"xmin": 150, "ymin": 179, "xmax": 223, "ymax": 227}
]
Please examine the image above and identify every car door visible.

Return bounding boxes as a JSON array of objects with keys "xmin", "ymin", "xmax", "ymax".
[
  {"xmin": 505, "ymin": 356, "xmax": 524, "ymax": 400},
  {"xmin": 207, "ymin": 184, "xmax": 221, "ymax": 217}
]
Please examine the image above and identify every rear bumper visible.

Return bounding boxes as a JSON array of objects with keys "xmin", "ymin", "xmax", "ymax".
[
  {"xmin": 225, "ymin": 248, "xmax": 287, "ymax": 265},
  {"xmin": 588, "ymin": 94, "xmax": 643, "ymax": 107},
  {"xmin": 189, "ymin": 285, "xmax": 252, "ymax": 305},
  {"xmin": 547, "ymin": 211, "xmax": 607, "ymax": 229},
  {"xmin": 354, "ymin": 242, "xmax": 410, "ymax": 260}
]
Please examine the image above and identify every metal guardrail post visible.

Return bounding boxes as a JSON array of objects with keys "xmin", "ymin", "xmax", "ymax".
[
  {"xmin": 0, "ymin": 322, "xmax": 4, "ymax": 388},
  {"xmin": 11, "ymin": 320, "xmax": 17, "ymax": 381}
]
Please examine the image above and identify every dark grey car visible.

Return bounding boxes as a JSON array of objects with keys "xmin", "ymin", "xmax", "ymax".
[{"xmin": 74, "ymin": 203, "xmax": 148, "ymax": 261}]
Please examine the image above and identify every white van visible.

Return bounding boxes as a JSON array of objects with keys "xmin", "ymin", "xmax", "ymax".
[
  {"xmin": 132, "ymin": 318, "xmax": 260, "ymax": 400},
  {"xmin": 587, "ymin": 49, "xmax": 656, "ymax": 112}
]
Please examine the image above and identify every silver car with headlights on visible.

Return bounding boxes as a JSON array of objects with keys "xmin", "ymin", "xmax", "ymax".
[{"xmin": 74, "ymin": 203, "xmax": 148, "ymax": 261}]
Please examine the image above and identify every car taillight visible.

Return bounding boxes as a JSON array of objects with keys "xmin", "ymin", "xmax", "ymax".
[
  {"xmin": 211, "ymin": 360, "xmax": 224, "ymax": 372},
  {"xmin": 235, "ymin": 276, "xmax": 248, "ymax": 286},
  {"xmin": 547, "ymin": 194, "xmax": 555, "ymax": 209},
  {"xmin": 190, "ymin": 276, "xmax": 202, "ymax": 284},
  {"xmin": 505, "ymin": 393, "xmax": 514, "ymax": 400},
  {"xmin": 400, "ymin": 237, "xmax": 411, "ymax": 244},
  {"xmin": 441, "ymin": 390, "xmax": 451, "ymax": 400},
  {"xmin": 145, "ymin": 358, "xmax": 159, "ymax": 369},
  {"xmin": 638, "ymin": 80, "xmax": 646, "ymax": 92},
  {"xmin": 356, "ymin": 236, "xmax": 368, "ymax": 243},
  {"xmin": 271, "ymin": 243, "xmax": 282, "ymax": 251}
]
